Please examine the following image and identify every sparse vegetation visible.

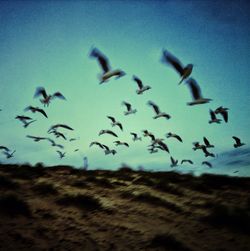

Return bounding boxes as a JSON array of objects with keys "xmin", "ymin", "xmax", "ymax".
[
  {"xmin": 149, "ymin": 233, "xmax": 191, "ymax": 251},
  {"xmin": 56, "ymin": 194, "xmax": 103, "ymax": 211},
  {"xmin": 0, "ymin": 194, "xmax": 31, "ymax": 217},
  {"xmin": 154, "ymin": 181, "xmax": 184, "ymax": 196},
  {"xmin": 33, "ymin": 182, "xmax": 58, "ymax": 196}
]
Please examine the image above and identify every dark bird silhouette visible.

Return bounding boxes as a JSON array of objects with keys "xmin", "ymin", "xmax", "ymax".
[
  {"xmin": 114, "ymin": 141, "xmax": 129, "ymax": 147},
  {"xmin": 46, "ymin": 138, "xmax": 64, "ymax": 149},
  {"xmin": 89, "ymin": 141, "xmax": 104, "ymax": 149},
  {"xmin": 34, "ymin": 87, "xmax": 66, "ymax": 107},
  {"xmin": 122, "ymin": 101, "xmax": 137, "ymax": 115},
  {"xmin": 99, "ymin": 129, "xmax": 118, "ymax": 137},
  {"xmin": 215, "ymin": 106, "xmax": 229, "ymax": 123},
  {"xmin": 16, "ymin": 115, "xmax": 36, "ymax": 128},
  {"xmin": 162, "ymin": 49, "xmax": 193, "ymax": 85},
  {"xmin": 186, "ymin": 78, "xmax": 212, "ymax": 105},
  {"xmin": 48, "ymin": 124, "xmax": 73, "ymax": 132},
  {"xmin": 170, "ymin": 156, "xmax": 178, "ymax": 167},
  {"xmin": 209, "ymin": 109, "xmax": 221, "ymax": 124},
  {"xmin": 90, "ymin": 47, "xmax": 125, "ymax": 84},
  {"xmin": 132, "ymin": 75, "xmax": 151, "ymax": 94},
  {"xmin": 166, "ymin": 132, "xmax": 183, "ymax": 142},
  {"xmin": 49, "ymin": 130, "xmax": 67, "ymax": 140},
  {"xmin": 201, "ymin": 145, "xmax": 215, "ymax": 157},
  {"xmin": 181, "ymin": 159, "xmax": 193, "ymax": 165},
  {"xmin": 57, "ymin": 151, "xmax": 65, "ymax": 159},
  {"xmin": 107, "ymin": 116, "xmax": 123, "ymax": 131},
  {"xmin": 69, "ymin": 137, "xmax": 79, "ymax": 142},
  {"xmin": 232, "ymin": 136, "xmax": 245, "ymax": 148},
  {"xmin": 26, "ymin": 135, "xmax": 47, "ymax": 142},
  {"xmin": 203, "ymin": 137, "xmax": 214, "ymax": 148},
  {"xmin": 192, "ymin": 142, "xmax": 203, "ymax": 151},
  {"xmin": 130, "ymin": 132, "xmax": 142, "ymax": 141},
  {"xmin": 157, "ymin": 141, "xmax": 170, "ymax": 153},
  {"xmin": 2, "ymin": 150, "xmax": 16, "ymax": 159},
  {"xmin": 202, "ymin": 161, "xmax": 212, "ymax": 168},
  {"xmin": 147, "ymin": 101, "xmax": 171, "ymax": 119},
  {"xmin": 142, "ymin": 130, "xmax": 156, "ymax": 141},
  {"xmin": 101, "ymin": 145, "xmax": 117, "ymax": 155},
  {"xmin": 24, "ymin": 106, "xmax": 48, "ymax": 118}
]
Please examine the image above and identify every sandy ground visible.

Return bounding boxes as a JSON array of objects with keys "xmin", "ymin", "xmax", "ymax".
[{"xmin": 0, "ymin": 164, "xmax": 249, "ymax": 251}]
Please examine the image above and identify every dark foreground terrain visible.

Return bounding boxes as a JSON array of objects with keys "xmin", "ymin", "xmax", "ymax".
[{"xmin": 0, "ymin": 163, "xmax": 250, "ymax": 251}]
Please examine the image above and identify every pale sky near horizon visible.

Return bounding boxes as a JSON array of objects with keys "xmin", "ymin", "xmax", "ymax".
[{"xmin": 0, "ymin": 0, "xmax": 250, "ymax": 176}]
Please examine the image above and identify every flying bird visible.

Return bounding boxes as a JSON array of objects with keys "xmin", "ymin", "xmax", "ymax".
[
  {"xmin": 90, "ymin": 47, "xmax": 125, "ymax": 84},
  {"xmin": 201, "ymin": 145, "xmax": 215, "ymax": 158},
  {"xmin": 26, "ymin": 135, "xmax": 47, "ymax": 142},
  {"xmin": 209, "ymin": 109, "xmax": 221, "ymax": 124},
  {"xmin": 130, "ymin": 132, "xmax": 142, "ymax": 141},
  {"xmin": 89, "ymin": 141, "xmax": 104, "ymax": 149},
  {"xmin": 162, "ymin": 49, "xmax": 193, "ymax": 85},
  {"xmin": 166, "ymin": 132, "xmax": 183, "ymax": 142},
  {"xmin": 215, "ymin": 106, "xmax": 229, "ymax": 123},
  {"xmin": 192, "ymin": 142, "xmax": 203, "ymax": 151},
  {"xmin": 2, "ymin": 150, "xmax": 16, "ymax": 159},
  {"xmin": 46, "ymin": 138, "xmax": 64, "ymax": 149},
  {"xmin": 142, "ymin": 130, "xmax": 156, "ymax": 141},
  {"xmin": 49, "ymin": 130, "xmax": 67, "ymax": 140},
  {"xmin": 232, "ymin": 136, "xmax": 245, "ymax": 148},
  {"xmin": 99, "ymin": 129, "xmax": 118, "ymax": 137},
  {"xmin": 132, "ymin": 75, "xmax": 151, "ymax": 94},
  {"xmin": 181, "ymin": 159, "xmax": 193, "ymax": 165},
  {"xmin": 157, "ymin": 141, "xmax": 170, "ymax": 153},
  {"xmin": 114, "ymin": 141, "xmax": 129, "ymax": 147},
  {"xmin": 122, "ymin": 101, "xmax": 137, "ymax": 115},
  {"xmin": 107, "ymin": 116, "xmax": 123, "ymax": 131},
  {"xmin": 202, "ymin": 161, "xmax": 212, "ymax": 168},
  {"xmin": 203, "ymin": 137, "xmax": 214, "ymax": 148},
  {"xmin": 15, "ymin": 115, "xmax": 36, "ymax": 128},
  {"xmin": 170, "ymin": 156, "xmax": 178, "ymax": 167},
  {"xmin": 48, "ymin": 124, "xmax": 73, "ymax": 132},
  {"xmin": 0, "ymin": 146, "xmax": 10, "ymax": 152},
  {"xmin": 186, "ymin": 78, "xmax": 212, "ymax": 106},
  {"xmin": 101, "ymin": 145, "xmax": 117, "ymax": 155},
  {"xmin": 34, "ymin": 87, "xmax": 66, "ymax": 107},
  {"xmin": 24, "ymin": 106, "xmax": 48, "ymax": 118},
  {"xmin": 147, "ymin": 101, "xmax": 171, "ymax": 119},
  {"xmin": 56, "ymin": 151, "xmax": 66, "ymax": 159}
]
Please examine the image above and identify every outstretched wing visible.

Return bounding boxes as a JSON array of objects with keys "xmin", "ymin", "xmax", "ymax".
[
  {"xmin": 187, "ymin": 78, "xmax": 202, "ymax": 100},
  {"xmin": 221, "ymin": 110, "xmax": 228, "ymax": 123},
  {"xmin": 162, "ymin": 50, "xmax": 184, "ymax": 76},
  {"xmin": 123, "ymin": 101, "xmax": 131, "ymax": 111},
  {"xmin": 52, "ymin": 92, "xmax": 66, "ymax": 100},
  {"xmin": 107, "ymin": 130, "xmax": 118, "ymax": 137},
  {"xmin": 148, "ymin": 101, "xmax": 160, "ymax": 114},
  {"xmin": 107, "ymin": 116, "xmax": 116, "ymax": 123},
  {"xmin": 34, "ymin": 87, "xmax": 47, "ymax": 99},
  {"xmin": 203, "ymin": 137, "xmax": 210, "ymax": 146},
  {"xmin": 232, "ymin": 136, "xmax": 241, "ymax": 144},
  {"xmin": 37, "ymin": 108, "xmax": 48, "ymax": 118},
  {"xmin": 133, "ymin": 75, "xmax": 143, "ymax": 89},
  {"xmin": 209, "ymin": 110, "xmax": 216, "ymax": 120},
  {"xmin": 90, "ymin": 48, "xmax": 110, "ymax": 73}
]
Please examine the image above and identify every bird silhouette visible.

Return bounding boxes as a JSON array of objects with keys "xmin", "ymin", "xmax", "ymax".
[
  {"xmin": 232, "ymin": 136, "xmax": 245, "ymax": 148},
  {"xmin": 130, "ymin": 132, "xmax": 142, "ymax": 141},
  {"xmin": 209, "ymin": 109, "xmax": 221, "ymax": 124},
  {"xmin": 166, "ymin": 132, "xmax": 183, "ymax": 142},
  {"xmin": 57, "ymin": 151, "xmax": 66, "ymax": 159},
  {"xmin": 99, "ymin": 129, "xmax": 118, "ymax": 137},
  {"xmin": 170, "ymin": 156, "xmax": 178, "ymax": 167},
  {"xmin": 114, "ymin": 141, "xmax": 129, "ymax": 147},
  {"xmin": 215, "ymin": 106, "xmax": 229, "ymax": 123},
  {"xmin": 147, "ymin": 101, "xmax": 171, "ymax": 119},
  {"xmin": 181, "ymin": 159, "xmax": 193, "ymax": 165},
  {"xmin": 132, "ymin": 75, "xmax": 151, "ymax": 94},
  {"xmin": 122, "ymin": 101, "xmax": 137, "ymax": 115},
  {"xmin": 107, "ymin": 116, "xmax": 123, "ymax": 131},
  {"xmin": 202, "ymin": 161, "xmax": 212, "ymax": 168},
  {"xmin": 24, "ymin": 106, "xmax": 48, "ymax": 118}
]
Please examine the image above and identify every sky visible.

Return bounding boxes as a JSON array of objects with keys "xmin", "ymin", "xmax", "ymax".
[{"xmin": 0, "ymin": 0, "xmax": 250, "ymax": 176}]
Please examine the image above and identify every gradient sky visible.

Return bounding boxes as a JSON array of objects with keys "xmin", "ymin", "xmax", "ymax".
[{"xmin": 0, "ymin": 0, "xmax": 250, "ymax": 176}]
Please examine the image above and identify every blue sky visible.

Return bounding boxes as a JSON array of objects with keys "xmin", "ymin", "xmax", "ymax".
[{"xmin": 0, "ymin": 0, "xmax": 249, "ymax": 176}]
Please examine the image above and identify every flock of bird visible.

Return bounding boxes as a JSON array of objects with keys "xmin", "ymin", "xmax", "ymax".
[{"xmin": 0, "ymin": 47, "xmax": 246, "ymax": 171}]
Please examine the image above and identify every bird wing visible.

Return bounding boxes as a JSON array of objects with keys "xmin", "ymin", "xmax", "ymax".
[
  {"xmin": 90, "ymin": 48, "xmax": 110, "ymax": 73},
  {"xmin": 107, "ymin": 130, "xmax": 118, "ymax": 137},
  {"xmin": 209, "ymin": 110, "xmax": 216, "ymax": 120},
  {"xmin": 221, "ymin": 110, "xmax": 228, "ymax": 122},
  {"xmin": 34, "ymin": 87, "xmax": 47, "ymax": 99},
  {"xmin": 148, "ymin": 101, "xmax": 160, "ymax": 114},
  {"xmin": 158, "ymin": 141, "xmax": 169, "ymax": 153},
  {"xmin": 123, "ymin": 102, "xmax": 131, "ymax": 111},
  {"xmin": 232, "ymin": 136, "xmax": 241, "ymax": 144},
  {"xmin": 52, "ymin": 92, "xmax": 66, "ymax": 100},
  {"xmin": 0, "ymin": 146, "xmax": 9, "ymax": 151},
  {"xmin": 117, "ymin": 122, "xmax": 123, "ymax": 131},
  {"xmin": 162, "ymin": 50, "xmax": 184, "ymax": 76},
  {"xmin": 170, "ymin": 156, "xmax": 175, "ymax": 164},
  {"xmin": 174, "ymin": 135, "xmax": 183, "ymax": 142},
  {"xmin": 133, "ymin": 76, "xmax": 143, "ymax": 89},
  {"xmin": 37, "ymin": 108, "xmax": 48, "ymax": 118},
  {"xmin": 187, "ymin": 78, "xmax": 202, "ymax": 100},
  {"xmin": 102, "ymin": 144, "xmax": 109, "ymax": 151},
  {"xmin": 203, "ymin": 137, "xmax": 210, "ymax": 146},
  {"xmin": 107, "ymin": 116, "xmax": 116, "ymax": 123},
  {"xmin": 57, "ymin": 124, "xmax": 74, "ymax": 130}
]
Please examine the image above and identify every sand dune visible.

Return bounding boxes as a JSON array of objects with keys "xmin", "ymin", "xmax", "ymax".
[{"xmin": 0, "ymin": 164, "xmax": 249, "ymax": 251}]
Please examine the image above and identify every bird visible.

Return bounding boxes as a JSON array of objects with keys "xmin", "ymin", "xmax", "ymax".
[
  {"xmin": 202, "ymin": 161, "xmax": 212, "ymax": 168},
  {"xmin": 56, "ymin": 151, "xmax": 66, "ymax": 159},
  {"xmin": 48, "ymin": 124, "xmax": 73, "ymax": 133},
  {"xmin": 69, "ymin": 137, "xmax": 79, "ymax": 142},
  {"xmin": 46, "ymin": 138, "xmax": 64, "ymax": 149},
  {"xmin": 203, "ymin": 137, "xmax": 214, "ymax": 148},
  {"xmin": 142, "ymin": 130, "xmax": 156, "ymax": 141},
  {"xmin": 170, "ymin": 156, "xmax": 178, "ymax": 167},
  {"xmin": 49, "ymin": 130, "xmax": 67, "ymax": 140},
  {"xmin": 24, "ymin": 106, "xmax": 48, "ymax": 118},
  {"xmin": 186, "ymin": 78, "xmax": 212, "ymax": 105},
  {"xmin": 26, "ymin": 135, "xmax": 47, "ymax": 142},
  {"xmin": 148, "ymin": 146, "xmax": 159, "ymax": 154},
  {"xmin": 90, "ymin": 47, "xmax": 125, "ymax": 84},
  {"xmin": 181, "ymin": 159, "xmax": 193, "ymax": 165},
  {"xmin": 101, "ymin": 145, "xmax": 117, "ymax": 155},
  {"xmin": 89, "ymin": 141, "xmax": 105, "ymax": 149},
  {"xmin": 201, "ymin": 145, "xmax": 215, "ymax": 157},
  {"xmin": 132, "ymin": 75, "xmax": 151, "ymax": 94},
  {"xmin": 209, "ymin": 109, "xmax": 221, "ymax": 124},
  {"xmin": 147, "ymin": 101, "xmax": 171, "ymax": 119},
  {"xmin": 0, "ymin": 146, "xmax": 10, "ymax": 152},
  {"xmin": 215, "ymin": 106, "xmax": 229, "ymax": 123},
  {"xmin": 162, "ymin": 49, "xmax": 193, "ymax": 85},
  {"xmin": 114, "ymin": 141, "xmax": 129, "ymax": 147},
  {"xmin": 34, "ymin": 87, "xmax": 66, "ymax": 107},
  {"xmin": 23, "ymin": 119, "xmax": 36, "ymax": 128},
  {"xmin": 192, "ymin": 142, "xmax": 203, "ymax": 151},
  {"xmin": 232, "ymin": 136, "xmax": 245, "ymax": 148},
  {"xmin": 157, "ymin": 141, "xmax": 170, "ymax": 153},
  {"xmin": 98, "ymin": 129, "xmax": 118, "ymax": 137},
  {"xmin": 122, "ymin": 101, "xmax": 137, "ymax": 115},
  {"xmin": 166, "ymin": 132, "xmax": 183, "ymax": 142},
  {"xmin": 130, "ymin": 132, "xmax": 142, "ymax": 141},
  {"xmin": 2, "ymin": 150, "xmax": 16, "ymax": 159},
  {"xmin": 15, "ymin": 115, "xmax": 35, "ymax": 127},
  {"xmin": 107, "ymin": 116, "xmax": 123, "ymax": 131}
]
